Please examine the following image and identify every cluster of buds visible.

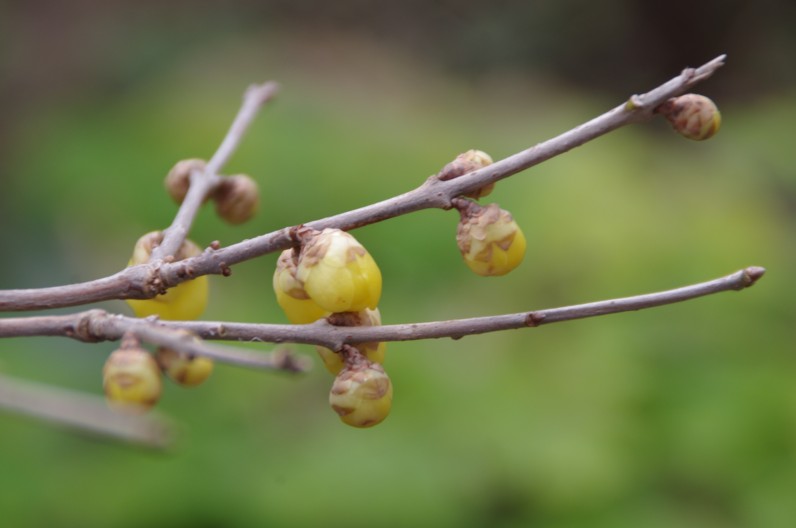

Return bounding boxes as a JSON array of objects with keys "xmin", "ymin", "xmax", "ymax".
[
  {"xmin": 165, "ymin": 159, "xmax": 260, "ymax": 225},
  {"xmin": 103, "ymin": 332, "xmax": 213, "ymax": 413},
  {"xmin": 273, "ymin": 228, "xmax": 391, "ymax": 427},
  {"xmin": 657, "ymin": 93, "xmax": 721, "ymax": 141}
]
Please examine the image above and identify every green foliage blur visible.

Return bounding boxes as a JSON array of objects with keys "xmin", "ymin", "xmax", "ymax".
[{"xmin": 1, "ymin": 4, "xmax": 795, "ymax": 527}]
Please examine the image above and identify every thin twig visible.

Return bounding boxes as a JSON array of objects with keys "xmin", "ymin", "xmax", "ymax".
[
  {"xmin": 151, "ymin": 81, "xmax": 279, "ymax": 261},
  {"xmin": 0, "ymin": 266, "xmax": 764, "ymax": 350},
  {"xmin": 0, "ymin": 373, "xmax": 175, "ymax": 449},
  {"xmin": 0, "ymin": 56, "xmax": 726, "ymax": 312}
]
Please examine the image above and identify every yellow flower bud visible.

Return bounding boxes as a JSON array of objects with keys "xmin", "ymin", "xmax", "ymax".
[
  {"xmin": 317, "ymin": 308, "xmax": 386, "ymax": 374},
  {"xmin": 437, "ymin": 149, "xmax": 495, "ymax": 199},
  {"xmin": 273, "ymin": 249, "xmax": 330, "ymax": 324},
  {"xmin": 657, "ymin": 93, "xmax": 721, "ymax": 140},
  {"xmin": 156, "ymin": 346, "xmax": 214, "ymax": 387},
  {"xmin": 103, "ymin": 344, "xmax": 162, "ymax": 413},
  {"xmin": 125, "ymin": 231, "xmax": 209, "ymax": 321},
  {"xmin": 296, "ymin": 229, "xmax": 382, "ymax": 313},
  {"xmin": 212, "ymin": 174, "xmax": 260, "ymax": 225},
  {"xmin": 457, "ymin": 202, "xmax": 526, "ymax": 276},
  {"xmin": 164, "ymin": 158, "xmax": 206, "ymax": 204},
  {"xmin": 329, "ymin": 360, "xmax": 393, "ymax": 428}
]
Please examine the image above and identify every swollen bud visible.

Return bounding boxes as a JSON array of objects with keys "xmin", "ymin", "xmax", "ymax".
[
  {"xmin": 657, "ymin": 94, "xmax": 721, "ymax": 140},
  {"xmin": 329, "ymin": 355, "xmax": 393, "ymax": 428},
  {"xmin": 212, "ymin": 174, "xmax": 260, "ymax": 225},
  {"xmin": 273, "ymin": 249, "xmax": 330, "ymax": 324},
  {"xmin": 125, "ymin": 231, "xmax": 209, "ymax": 321},
  {"xmin": 165, "ymin": 158, "xmax": 206, "ymax": 203},
  {"xmin": 456, "ymin": 201, "xmax": 526, "ymax": 276},
  {"xmin": 296, "ymin": 229, "xmax": 382, "ymax": 313},
  {"xmin": 317, "ymin": 308, "xmax": 386, "ymax": 374},
  {"xmin": 437, "ymin": 149, "xmax": 495, "ymax": 199},
  {"xmin": 156, "ymin": 346, "xmax": 214, "ymax": 387},
  {"xmin": 103, "ymin": 337, "xmax": 162, "ymax": 413}
]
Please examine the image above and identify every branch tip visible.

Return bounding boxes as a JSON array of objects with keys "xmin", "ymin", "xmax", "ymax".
[{"xmin": 741, "ymin": 266, "xmax": 766, "ymax": 288}]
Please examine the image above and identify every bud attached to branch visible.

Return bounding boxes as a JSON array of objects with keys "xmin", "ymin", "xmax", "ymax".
[
  {"xmin": 103, "ymin": 335, "xmax": 162, "ymax": 413},
  {"xmin": 126, "ymin": 231, "xmax": 209, "ymax": 321},
  {"xmin": 317, "ymin": 308, "xmax": 386, "ymax": 374},
  {"xmin": 657, "ymin": 94, "xmax": 721, "ymax": 140},
  {"xmin": 456, "ymin": 201, "xmax": 527, "ymax": 277},
  {"xmin": 296, "ymin": 229, "xmax": 382, "ymax": 314},
  {"xmin": 437, "ymin": 149, "xmax": 495, "ymax": 199},
  {"xmin": 329, "ymin": 349, "xmax": 393, "ymax": 428},
  {"xmin": 273, "ymin": 249, "xmax": 330, "ymax": 324},
  {"xmin": 156, "ymin": 345, "xmax": 214, "ymax": 387},
  {"xmin": 165, "ymin": 158, "xmax": 207, "ymax": 204},
  {"xmin": 212, "ymin": 174, "xmax": 260, "ymax": 225}
]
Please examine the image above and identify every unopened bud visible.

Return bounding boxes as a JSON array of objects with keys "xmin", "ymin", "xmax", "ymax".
[
  {"xmin": 156, "ymin": 345, "xmax": 214, "ymax": 387},
  {"xmin": 329, "ymin": 358, "xmax": 393, "ymax": 428},
  {"xmin": 103, "ymin": 340, "xmax": 162, "ymax": 413},
  {"xmin": 657, "ymin": 94, "xmax": 721, "ymax": 141},
  {"xmin": 273, "ymin": 249, "xmax": 330, "ymax": 324},
  {"xmin": 165, "ymin": 159, "xmax": 206, "ymax": 203},
  {"xmin": 317, "ymin": 308, "xmax": 386, "ymax": 374},
  {"xmin": 437, "ymin": 149, "xmax": 495, "ymax": 199},
  {"xmin": 296, "ymin": 229, "xmax": 382, "ymax": 313},
  {"xmin": 457, "ymin": 202, "xmax": 526, "ymax": 277},
  {"xmin": 213, "ymin": 174, "xmax": 259, "ymax": 225}
]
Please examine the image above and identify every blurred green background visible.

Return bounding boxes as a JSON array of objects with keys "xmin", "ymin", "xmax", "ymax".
[{"xmin": 1, "ymin": 1, "xmax": 795, "ymax": 527}]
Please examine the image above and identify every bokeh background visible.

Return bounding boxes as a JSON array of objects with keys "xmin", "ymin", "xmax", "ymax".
[{"xmin": 1, "ymin": 1, "xmax": 795, "ymax": 527}]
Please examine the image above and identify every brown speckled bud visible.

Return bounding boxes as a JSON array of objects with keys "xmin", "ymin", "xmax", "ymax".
[
  {"xmin": 657, "ymin": 94, "xmax": 721, "ymax": 141},
  {"xmin": 437, "ymin": 149, "xmax": 495, "ymax": 199},
  {"xmin": 165, "ymin": 158, "xmax": 206, "ymax": 203},
  {"xmin": 329, "ymin": 356, "xmax": 393, "ymax": 428},
  {"xmin": 103, "ymin": 338, "xmax": 162, "ymax": 413},
  {"xmin": 212, "ymin": 174, "xmax": 260, "ymax": 224}
]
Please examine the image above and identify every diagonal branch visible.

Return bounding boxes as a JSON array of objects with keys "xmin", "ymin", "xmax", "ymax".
[{"xmin": 0, "ymin": 56, "xmax": 726, "ymax": 312}]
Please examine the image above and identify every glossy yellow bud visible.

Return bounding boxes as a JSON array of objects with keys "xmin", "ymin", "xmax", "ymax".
[
  {"xmin": 125, "ymin": 231, "xmax": 209, "ymax": 321},
  {"xmin": 658, "ymin": 94, "xmax": 721, "ymax": 140},
  {"xmin": 296, "ymin": 229, "xmax": 382, "ymax": 313},
  {"xmin": 213, "ymin": 174, "xmax": 260, "ymax": 225},
  {"xmin": 156, "ymin": 347, "xmax": 214, "ymax": 387},
  {"xmin": 457, "ymin": 202, "xmax": 526, "ymax": 276},
  {"xmin": 165, "ymin": 158, "xmax": 206, "ymax": 204},
  {"xmin": 329, "ymin": 360, "xmax": 393, "ymax": 428},
  {"xmin": 273, "ymin": 249, "xmax": 330, "ymax": 324},
  {"xmin": 437, "ymin": 149, "xmax": 495, "ymax": 199},
  {"xmin": 317, "ymin": 308, "xmax": 386, "ymax": 374},
  {"xmin": 103, "ymin": 345, "xmax": 162, "ymax": 412}
]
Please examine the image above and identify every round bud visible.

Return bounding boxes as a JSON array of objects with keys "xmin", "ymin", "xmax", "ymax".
[
  {"xmin": 156, "ymin": 346, "xmax": 214, "ymax": 387},
  {"xmin": 213, "ymin": 174, "xmax": 260, "ymax": 225},
  {"xmin": 296, "ymin": 229, "xmax": 382, "ymax": 313},
  {"xmin": 657, "ymin": 94, "xmax": 721, "ymax": 140},
  {"xmin": 125, "ymin": 231, "xmax": 209, "ymax": 321},
  {"xmin": 165, "ymin": 159, "xmax": 206, "ymax": 204},
  {"xmin": 329, "ymin": 360, "xmax": 393, "ymax": 428},
  {"xmin": 437, "ymin": 149, "xmax": 495, "ymax": 199},
  {"xmin": 103, "ymin": 344, "xmax": 162, "ymax": 412},
  {"xmin": 317, "ymin": 308, "xmax": 386, "ymax": 374},
  {"xmin": 457, "ymin": 202, "xmax": 526, "ymax": 276},
  {"xmin": 273, "ymin": 249, "xmax": 330, "ymax": 324}
]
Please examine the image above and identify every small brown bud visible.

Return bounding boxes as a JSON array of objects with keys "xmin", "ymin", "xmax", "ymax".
[
  {"xmin": 212, "ymin": 174, "xmax": 260, "ymax": 224},
  {"xmin": 165, "ymin": 159, "xmax": 206, "ymax": 203},
  {"xmin": 437, "ymin": 149, "xmax": 495, "ymax": 199},
  {"xmin": 657, "ymin": 94, "xmax": 721, "ymax": 141}
]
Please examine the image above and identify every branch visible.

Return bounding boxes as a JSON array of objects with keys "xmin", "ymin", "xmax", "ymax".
[
  {"xmin": 150, "ymin": 81, "xmax": 279, "ymax": 261},
  {"xmin": 0, "ymin": 266, "xmax": 764, "ymax": 351},
  {"xmin": 0, "ymin": 373, "xmax": 174, "ymax": 449},
  {"xmin": 0, "ymin": 55, "xmax": 726, "ymax": 312}
]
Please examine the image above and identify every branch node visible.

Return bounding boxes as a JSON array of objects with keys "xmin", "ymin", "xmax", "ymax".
[{"xmin": 525, "ymin": 312, "xmax": 546, "ymax": 327}]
